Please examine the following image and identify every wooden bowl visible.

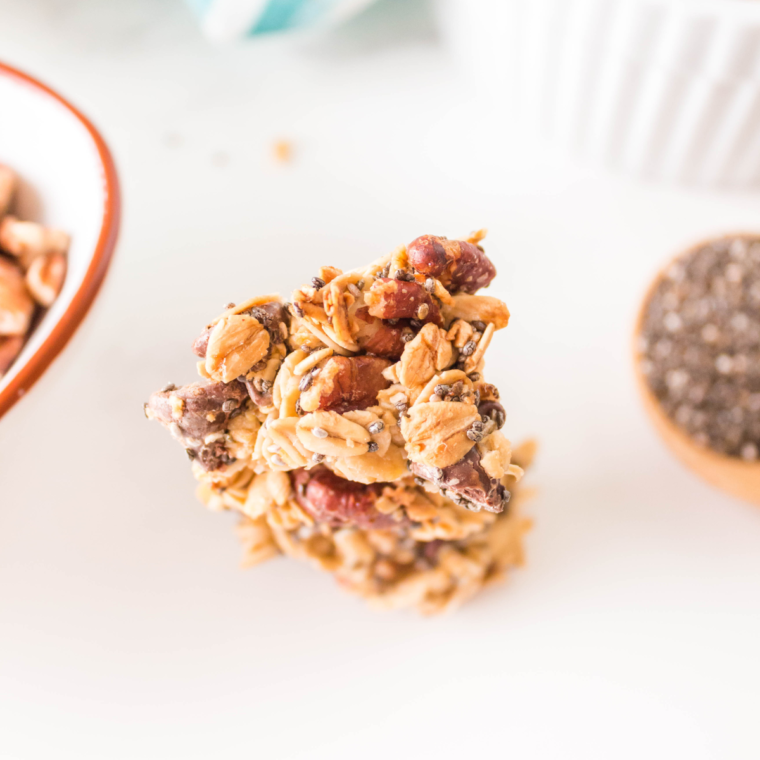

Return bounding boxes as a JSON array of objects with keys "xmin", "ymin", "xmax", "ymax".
[
  {"xmin": 0, "ymin": 62, "xmax": 120, "ymax": 420},
  {"xmin": 634, "ymin": 237, "xmax": 760, "ymax": 505}
]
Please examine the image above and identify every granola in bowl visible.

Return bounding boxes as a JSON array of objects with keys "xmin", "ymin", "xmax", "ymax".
[
  {"xmin": 0, "ymin": 164, "xmax": 69, "ymax": 378},
  {"xmin": 146, "ymin": 231, "xmax": 534, "ymax": 613}
]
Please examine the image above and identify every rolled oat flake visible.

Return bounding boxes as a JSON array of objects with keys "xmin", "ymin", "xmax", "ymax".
[{"xmin": 640, "ymin": 235, "xmax": 760, "ymax": 459}]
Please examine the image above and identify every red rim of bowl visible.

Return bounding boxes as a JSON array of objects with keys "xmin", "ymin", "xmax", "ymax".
[{"xmin": 0, "ymin": 61, "xmax": 121, "ymax": 420}]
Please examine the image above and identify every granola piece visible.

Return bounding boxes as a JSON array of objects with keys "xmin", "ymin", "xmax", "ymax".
[
  {"xmin": 442, "ymin": 293, "xmax": 510, "ymax": 331},
  {"xmin": 250, "ymin": 300, "xmax": 290, "ymax": 344},
  {"xmin": 478, "ymin": 399, "xmax": 506, "ymax": 429},
  {"xmin": 244, "ymin": 374, "xmax": 274, "ymax": 409},
  {"xmin": 407, "ymin": 234, "xmax": 496, "ymax": 294},
  {"xmin": 364, "ymin": 278, "xmax": 443, "ymax": 326},
  {"xmin": 410, "ymin": 447, "xmax": 510, "ymax": 513},
  {"xmin": 0, "ymin": 256, "xmax": 35, "ymax": 336},
  {"xmin": 290, "ymin": 467, "xmax": 397, "ymax": 529},
  {"xmin": 354, "ymin": 307, "xmax": 410, "ymax": 360},
  {"xmin": 146, "ymin": 230, "xmax": 531, "ymax": 613},
  {"xmin": 330, "ymin": 442, "xmax": 408, "ymax": 484},
  {"xmin": 236, "ymin": 515, "xmax": 280, "ymax": 567},
  {"xmin": 193, "ymin": 300, "xmax": 289, "ymax": 359},
  {"xmin": 205, "ymin": 314, "xmax": 270, "ymax": 383},
  {"xmin": 401, "ymin": 400, "xmax": 482, "ymax": 469},
  {"xmin": 296, "ymin": 410, "xmax": 371, "ymax": 457},
  {"xmin": 0, "ymin": 334, "xmax": 23, "ymax": 375},
  {"xmin": 145, "ymin": 380, "xmax": 248, "ymax": 470},
  {"xmin": 192, "ymin": 326, "xmax": 212, "ymax": 358},
  {"xmin": 0, "ymin": 165, "xmax": 16, "ymax": 218},
  {"xmin": 300, "ymin": 355, "xmax": 391, "ymax": 413},
  {"xmin": 248, "ymin": 461, "xmax": 533, "ymax": 613},
  {"xmin": 397, "ymin": 323, "xmax": 453, "ymax": 388}
]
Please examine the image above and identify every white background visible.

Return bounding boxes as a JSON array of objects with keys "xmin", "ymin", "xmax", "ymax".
[{"xmin": 1, "ymin": 1, "xmax": 760, "ymax": 758}]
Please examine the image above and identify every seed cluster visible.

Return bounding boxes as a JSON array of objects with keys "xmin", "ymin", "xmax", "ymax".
[{"xmin": 639, "ymin": 236, "xmax": 760, "ymax": 459}]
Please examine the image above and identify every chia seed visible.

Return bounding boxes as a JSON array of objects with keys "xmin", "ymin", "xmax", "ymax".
[{"xmin": 640, "ymin": 235, "xmax": 760, "ymax": 458}]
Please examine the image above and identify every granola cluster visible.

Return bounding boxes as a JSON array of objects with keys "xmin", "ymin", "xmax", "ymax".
[
  {"xmin": 146, "ymin": 231, "xmax": 533, "ymax": 613},
  {"xmin": 0, "ymin": 164, "xmax": 69, "ymax": 378}
]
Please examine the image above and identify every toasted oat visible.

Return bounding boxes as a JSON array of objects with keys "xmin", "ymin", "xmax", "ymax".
[
  {"xmin": 402, "ymin": 401, "xmax": 481, "ymax": 469},
  {"xmin": 297, "ymin": 410, "xmax": 371, "ymax": 457},
  {"xmin": 205, "ymin": 314, "xmax": 270, "ymax": 383}
]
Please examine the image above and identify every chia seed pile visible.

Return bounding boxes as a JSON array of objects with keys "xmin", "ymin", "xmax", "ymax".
[{"xmin": 639, "ymin": 235, "xmax": 760, "ymax": 461}]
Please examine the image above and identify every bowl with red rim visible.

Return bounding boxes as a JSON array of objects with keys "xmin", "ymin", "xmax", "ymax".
[{"xmin": 0, "ymin": 62, "xmax": 120, "ymax": 419}]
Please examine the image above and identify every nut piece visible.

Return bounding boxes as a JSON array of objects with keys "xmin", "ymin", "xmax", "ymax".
[
  {"xmin": 401, "ymin": 400, "xmax": 481, "ymax": 468},
  {"xmin": 0, "ymin": 165, "xmax": 16, "ymax": 218},
  {"xmin": 145, "ymin": 380, "xmax": 248, "ymax": 470},
  {"xmin": 0, "ymin": 257, "xmax": 35, "ymax": 336},
  {"xmin": 192, "ymin": 326, "xmax": 212, "ymax": 358},
  {"xmin": 411, "ymin": 447, "xmax": 509, "ymax": 513},
  {"xmin": 0, "ymin": 334, "xmax": 24, "ymax": 375},
  {"xmin": 407, "ymin": 235, "xmax": 496, "ymax": 294},
  {"xmin": 25, "ymin": 252, "xmax": 66, "ymax": 307},
  {"xmin": 300, "ymin": 355, "xmax": 391, "ymax": 414},
  {"xmin": 0, "ymin": 217, "xmax": 70, "ymax": 269},
  {"xmin": 354, "ymin": 307, "xmax": 408, "ymax": 360},
  {"xmin": 442, "ymin": 294, "xmax": 510, "ymax": 330},
  {"xmin": 364, "ymin": 278, "xmax": 443, "ymax": 326},
  {"xmin": 205, "ymin": 314, "xmax": 270, "ymax": 383},
  {"xmin": 249, "ymin": 300, "xmax": 290, "ymax": 345},
  {"xmin": 290, "ymin": 467, "xmax": 397, "ymax": 529},
  {"xmin": 296, "ymin": 410, "xmax": 371, "ymax": 457}
]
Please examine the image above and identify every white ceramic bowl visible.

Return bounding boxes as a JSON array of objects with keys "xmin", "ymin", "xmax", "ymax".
[
  {"xmin": 439, "ymin": 0, "xmax": 760, "ymax": 187},
  {"xmin": 0, "ymin": 62, "xmax": 120, "ymax": 419}
]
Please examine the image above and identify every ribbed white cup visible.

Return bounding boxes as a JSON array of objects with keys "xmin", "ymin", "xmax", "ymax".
[{"xmin": 439, "ymin": 0, "xmax": 760, "ymax": 187}]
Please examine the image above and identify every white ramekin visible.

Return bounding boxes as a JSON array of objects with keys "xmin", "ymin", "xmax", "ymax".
[{"xmin": 439, "ymin": 0, "xmax": 760, "ymax": 187}]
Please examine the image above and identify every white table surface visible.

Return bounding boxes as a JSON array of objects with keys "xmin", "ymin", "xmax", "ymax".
[{"xmin": 2, "ymin": 1, "xmax": 760, "ymax": 759}]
